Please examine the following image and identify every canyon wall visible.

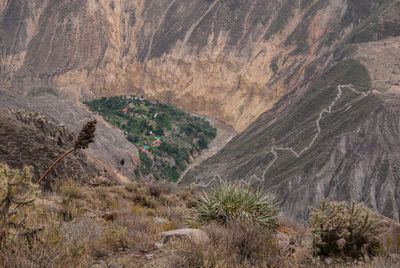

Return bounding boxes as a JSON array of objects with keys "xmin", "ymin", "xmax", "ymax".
[{"xmin": 2, "ymin": 0, "xmax": 398, "ymax": 132}]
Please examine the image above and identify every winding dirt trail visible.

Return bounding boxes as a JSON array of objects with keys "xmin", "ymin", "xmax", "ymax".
[{"xmin": 193, "ymin": 84, "xmax": 372, "ymax": 188}]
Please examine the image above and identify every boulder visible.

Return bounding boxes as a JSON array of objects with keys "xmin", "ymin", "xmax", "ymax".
[
  {"xmin": 107, "ymin": 261, "xmax": 121, "ymax": 268},
  {"xmin": 160, "ymin": 228, "xmax": 210, "ymax": 244},
  {"xmin": 89, "ymin": 176, "xmax": 113, "ymax": 186},
  {"xmin": 276, "ymin": 231, "xmax": 291, "ymax": 249}
]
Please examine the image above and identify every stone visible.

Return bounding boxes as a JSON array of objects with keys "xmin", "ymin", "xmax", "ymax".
[
  {"xmin": 145, "ymin": 254, "xmax": 154, "ymax": 260},
  {"xmin": 107, "ymin": 261, "xmax": 121, "ymax": 268},
  {"xmin": 336, "ymin": 238, "xmax": 346, "ymax": 250},
  {"xmin": 276, "ymin": 231, "xmax": 290, "ymax": 249},
  {"xmin": 324, "ymin": 257, "xmax": 333, "ymax": 265},
  {"xmin": 160, "ymin": 228, "xmax": 210, "ymax": 244},
  {"xmin": 89, "ymin": 176, "xmax": 113, "ymax": 186}
]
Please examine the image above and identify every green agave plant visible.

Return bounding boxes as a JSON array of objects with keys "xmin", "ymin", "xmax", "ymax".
[{"xmin": 189, "ymin": 181, "xmax": 279, "ymax": 228}]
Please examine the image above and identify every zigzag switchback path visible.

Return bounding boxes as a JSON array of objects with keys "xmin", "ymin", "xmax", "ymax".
[{"xmin": 192, "ymin": 84, "xmax": 374, "ymax": 188}]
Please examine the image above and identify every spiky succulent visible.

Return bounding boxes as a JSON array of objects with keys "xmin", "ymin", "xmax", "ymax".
[
  {"xmin": 189, "ymin": 181, "xmax": 278, "ymax": 228},
  {"xmin": 1, "ymin": 163, "xmax": 40, "ymax": 241}
]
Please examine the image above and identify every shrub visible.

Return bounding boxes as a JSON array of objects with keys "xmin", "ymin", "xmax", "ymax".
[
  {"xmin": 60, "ymin": 179, "xmax": 82, "ymax": 201},
  {"xmin": 146, "ymin": 181, "xmax": 172, "ymax": 198},
  {"xmin": 308, "ymin": 198, "xmax": 380, "ymax": 259},
  {"xmin": 169, "ymin": 239, "xmax": 220, "ymax": 268},
  {"xmin": 171, "ymin": 220, "xmax": 284, "ymax": 267},
  {"xmin": 212, "ymin": 220, "xmax": 279, "ymax": 263},
  {"xmin": 104, "ymin": 226, "xmax": 131, "ymax": 251},
  {"xmin": 189, "ymin": 181, "xmax": 278, "ymax": 228}
]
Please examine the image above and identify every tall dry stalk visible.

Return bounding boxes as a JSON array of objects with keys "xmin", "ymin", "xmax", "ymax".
[{"xmin": 36, "ymin": 120, "xmax": 97, "ymax": 185}]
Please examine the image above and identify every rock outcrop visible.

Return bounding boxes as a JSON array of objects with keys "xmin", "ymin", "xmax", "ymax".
[{"xmin": 160, "ymin": 228, "xmax": 210, "ymax": 244}]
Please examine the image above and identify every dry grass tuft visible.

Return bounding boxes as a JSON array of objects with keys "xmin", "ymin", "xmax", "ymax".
[
  {"xmin": 167, "ymin": 219, "xmax": 297, "ymax": 267},
  {"xmin": 146, "ymin": 181, "xmax": 173, "ymax": 197}
]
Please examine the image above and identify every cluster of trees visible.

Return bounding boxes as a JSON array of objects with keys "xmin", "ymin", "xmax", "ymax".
[{"xmin": 85, "ymin": 96, "xmax": 217, "ymax": 181}]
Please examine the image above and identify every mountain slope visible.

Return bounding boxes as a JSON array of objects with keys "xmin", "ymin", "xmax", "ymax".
[
  {"xmin": 0, "ymin": 90, "xmax": 139, "ymax": 182},
  {"xmin": 0, "ymin": 108, "xmax": 98, "ymax": 189},
  {"xmin": 184, "ymin": 57, "xmax": 400, "ymax": 221},
  {"xmin": 1, "ymin": 0, "xmax": 399, "ymax": 132}
]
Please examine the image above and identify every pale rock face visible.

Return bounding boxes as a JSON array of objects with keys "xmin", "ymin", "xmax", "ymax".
[{"xmin": 1, "ymin": 0, "xmax": 385, "ymax": 132}]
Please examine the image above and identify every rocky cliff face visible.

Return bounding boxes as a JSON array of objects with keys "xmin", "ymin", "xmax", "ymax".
[{"xmin": 2, "ymin": 0, "xmax": 399, "ymax": 132}]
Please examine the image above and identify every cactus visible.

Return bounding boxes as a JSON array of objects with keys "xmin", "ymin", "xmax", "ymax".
[
  {"xmin": 0, "ymin": 163, "xmax": 40, "ymax": 242},
  {"xmin": 308, "ymin": 198, "xmax": 380, "ymax": 259}
]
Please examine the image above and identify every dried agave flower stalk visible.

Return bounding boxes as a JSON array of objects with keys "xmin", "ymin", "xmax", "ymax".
[{"xmin": 36, "ymin": 120, "xmax": 97, "ymax": 185}]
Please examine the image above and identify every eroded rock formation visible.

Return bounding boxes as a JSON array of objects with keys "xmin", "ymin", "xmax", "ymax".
[{"xmin": 2, "ymin": 0, "xmax": 399, "ymax": 132}]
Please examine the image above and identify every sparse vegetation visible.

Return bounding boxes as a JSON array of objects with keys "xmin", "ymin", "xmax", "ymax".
[
  {"xmin": 170, "ymin": 219, "xmax": 296, "ymax": 267},
  {"xmin": 1, "ymin": 171, "xmax": 400, "ymax": 267},
  {"xmin": 61, "ymin": 179, "xmax": 82, "ymax": 201},
  {"xmin": 189, "ymin": 181, "xmax": 278, "ymax": 228}
]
